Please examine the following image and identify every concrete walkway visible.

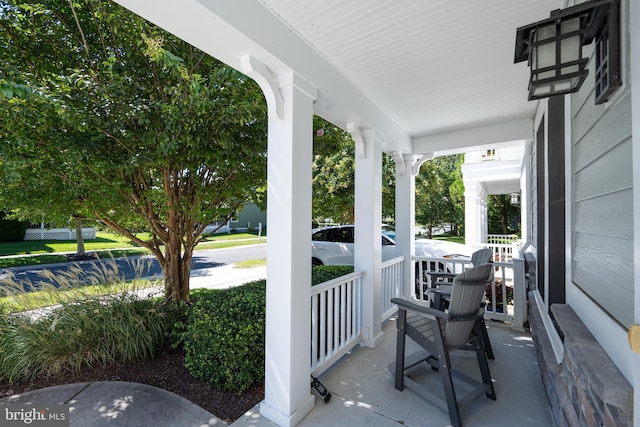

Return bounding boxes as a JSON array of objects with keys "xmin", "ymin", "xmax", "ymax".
[
  {"xmin": 1, "ymin": 382, "xmax": 225, "ymax": 427},
  {"xmin": 232, "ymin": 320, "xmax": 553, "ymax": 427}
]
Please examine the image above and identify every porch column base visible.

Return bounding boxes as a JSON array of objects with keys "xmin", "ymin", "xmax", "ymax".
[
  {"xmin": 362, "ymin": 330, "xmax": 385, "ymax": 349},
  {"xmin": 260, "ymin": 394, "xmax": 315, "ymax": 427}
]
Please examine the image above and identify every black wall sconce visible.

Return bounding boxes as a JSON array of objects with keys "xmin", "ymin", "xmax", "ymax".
[{"xmin": 514, "ymin": 0, "xmax": 621, "ymax": 104}]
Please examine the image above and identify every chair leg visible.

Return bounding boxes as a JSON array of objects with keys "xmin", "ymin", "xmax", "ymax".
[
  {"xmin": 394, "ymin": 309, "xmax": 407, "ymax": 391},
  {"xmin": 432, "ymin": 320, "xmax": 462, "ymax": 427},
  {"xmin": 473, "ymin": 322, "xmax": 496, "ymax": 400},
  {"xmin": 478, "ymin": 317, "xmax": 494, "ymax": 360}
]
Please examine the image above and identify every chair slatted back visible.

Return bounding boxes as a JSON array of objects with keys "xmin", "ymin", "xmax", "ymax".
[
  {"xmin": 444, "ymin": 263, "xmax": 492, "ymax": 348},
  {"xmin": 471, "ymin": 248, "xmax": 493, "ymax": 266}
]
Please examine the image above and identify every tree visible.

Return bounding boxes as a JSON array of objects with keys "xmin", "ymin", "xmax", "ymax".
[
  {"xmin": 415, "ymin": 155, "xmax": 463, "ymax": 237},
  {"xmin": 0, "ymin": 0, "xmax": 267, "ymax": 302},
  {"xmin": 488, "ymin": 194, "xmax": 520, "ymax": 235},
  {"xmin": 312, "ymin": 116, "xmax": 396, "ymax": 225},
  {"xmin": 312, "ymin": 117, "xmax": 355, "ymax": 224}
]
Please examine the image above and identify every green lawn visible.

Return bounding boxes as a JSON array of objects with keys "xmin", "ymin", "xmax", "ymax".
[
  {"xmin": 0, "ymin": 232, "xmax": 151, "ymax": 256},
  {"xmin": 0, "ymin": 231, "xmax": 266, "ymax": 269}
]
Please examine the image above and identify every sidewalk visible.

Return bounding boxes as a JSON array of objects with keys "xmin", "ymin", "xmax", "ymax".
[
  {"xmin": 1, "ymin": 382, "xmax": 224, "ymax": 427},
  {"xmin": 189, "ymin": 263, "xmax": 267, "ymax": 290}
]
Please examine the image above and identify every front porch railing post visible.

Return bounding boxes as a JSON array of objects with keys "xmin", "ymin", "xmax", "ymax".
[
  {"xmin": 252, "ymin": 67, "xmax": 317, "ymax": 427},
  {"xmin": 353, "ymin": 128, "xmax": 384, "ymax": 348},
  {"xmin": 512, "ymin": 257, "xmax": 527, "ymax": 331}
]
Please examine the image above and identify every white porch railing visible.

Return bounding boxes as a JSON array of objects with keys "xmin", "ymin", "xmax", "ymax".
[
  {"xmin": 475, "ymin": 241, "xmax": 521, "ymax": 263},
  {"xmin": 486, "ymin": 234, "xmax": 519, "ymax": 244},
  {"xmin": 381, "ymin": 256, "xmax": 404, "ymax": 321},
  {"xmin": 310, "ymin": 256, "xmax": 405, "ymax": 376},
  {"xmin": 414, "ymin": 255, "xmax": 527, "ymax": 330},
  {"xmin": 310, "ymin": 271, "xmax": 364, "ymax": 376}
]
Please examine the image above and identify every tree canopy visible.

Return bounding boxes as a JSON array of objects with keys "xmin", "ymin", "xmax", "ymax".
[
  {"xmin": 0, "ymin": 0, "xmax": 267, "ymax": 302},
  {"xmin": 312, "ymin": 116, "xmax": 396, "ymax": 225},
  {"xmin": 415, "ymin": 155, "xmax": 464, "ymax": 237}
]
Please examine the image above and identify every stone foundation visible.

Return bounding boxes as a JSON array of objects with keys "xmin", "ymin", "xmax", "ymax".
[{"xmin": 528, "ymin": 295, "xmax": 633, "ymax": 426}]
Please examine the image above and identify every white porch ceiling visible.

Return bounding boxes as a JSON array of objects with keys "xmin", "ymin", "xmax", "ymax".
[
  {"xmin": 114, "ymin": 0, "xmax": 563, "ymax": 155},
  {"xmin": 260, "ymin": 0, "xmax": 561, "ymax": 149}
]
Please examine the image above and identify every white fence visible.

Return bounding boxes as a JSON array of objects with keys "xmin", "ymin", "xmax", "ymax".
[
  {"xmin": 486, "ymin": 234, "xmax": 519, "ymax": 244},
  {"xmin": 310, "ymin": 256, "xmax": 405, "ymax": 376},
  {"xmin": 414, "ymin": 255, "xmax": 526, "ymax": 328},
  {"xmin": 381, "ymin": 256, "xmax": 405, "ymax": 321},
  {"xmin": 476, "ymin": 241, "xmax": 521, "ymax": 263},
  {"xmin": 310, "ymin": 253, "xmax": 527, "ymax": 376},
  {"xmin": 310, "ymin": 271, "xmax": 364, "ymax": 375},
  {"xmin": 24, "ymin": 227, "xmax": 96, "ymax": 241}
]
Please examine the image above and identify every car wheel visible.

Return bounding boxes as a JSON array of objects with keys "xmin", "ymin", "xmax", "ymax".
[{"xmin": 312, "ymin": 257, "xmax": 323, "ymax": 266}]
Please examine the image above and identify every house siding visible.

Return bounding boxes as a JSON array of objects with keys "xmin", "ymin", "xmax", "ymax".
[
  {"xmin": 571, "ymin": 88, "xmax": 633, "ymax": 328},
  {"xmin": 529, "ymin": 5, "xmax": 636, "ymax": 424}
]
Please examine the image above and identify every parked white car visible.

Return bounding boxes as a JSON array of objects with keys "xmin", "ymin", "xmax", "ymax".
[{"xmin": 311, "ymin": 225, "xmax": 473, "ymax": 266}]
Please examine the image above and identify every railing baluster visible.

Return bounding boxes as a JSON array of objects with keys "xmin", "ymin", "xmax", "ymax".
[
  {"xmin": 320, "ymin": 291, "xmax": 326, "ymax": 362},
  {"xmin": 340, "ymin": 283, "xmax": 346, "ymax": 347},
  {"xmin": 311, "ymin": 293, "xmax": 318, "ymax": 368}
]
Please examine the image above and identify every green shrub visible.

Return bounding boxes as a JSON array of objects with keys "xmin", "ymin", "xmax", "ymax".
[
  {"xmin": 311, "ymin": 265, "xmax": 354, "ymax": 286},
  {"xmin": 0, "ymin": 212, "xmax": 28, "ymax": 242},
  {"xmin": 175, "ymin": 280, "xmax": 266, "ymax": 392},
  {"xmin": 0, "ymin": 294, "xmax": 171, "ymax": 382},
  {"xmin": 173, "ymin": 266, "xmax": 353, "ymax": 392}
]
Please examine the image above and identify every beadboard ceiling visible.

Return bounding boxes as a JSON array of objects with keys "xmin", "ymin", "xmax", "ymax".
[{"xmin": 260, "ymin": 0, "xmax": 561, "ymax": 138}]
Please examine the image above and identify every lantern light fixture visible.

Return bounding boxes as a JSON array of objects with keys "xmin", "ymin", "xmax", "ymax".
[{"xmin": 514, "ymin": 0, "xmax": 621, "ymax": 104}]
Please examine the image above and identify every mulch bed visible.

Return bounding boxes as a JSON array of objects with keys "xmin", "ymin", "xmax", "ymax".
[{"xmin": 0, "ymin": 346, "xmax": 264, "ymax": 424}]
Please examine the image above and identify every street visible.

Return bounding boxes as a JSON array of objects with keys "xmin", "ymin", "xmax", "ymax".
[{"xmin": 0, "ymin": 244, "xmax": 267, "ymax": 291}]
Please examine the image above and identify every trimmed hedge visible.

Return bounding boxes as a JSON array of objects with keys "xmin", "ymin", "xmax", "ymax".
[
  {"xmin": 175, "ymin": 280, "xmax": 266, "ymax": 392},
  {"xmin": 0, "ymin": 212, "xmax": 28, "ymax": 242},
  {"xmin": 311, "ymin": 265, "xmax": 354, "ymax": 286}
]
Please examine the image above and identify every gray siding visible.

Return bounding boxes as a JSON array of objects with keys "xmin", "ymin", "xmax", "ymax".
[
  {"xmin": 571, "ymin": 75, "xmax": 633, "ymax": 327},
  {"xmin": 235, "ymin": 203, "xmax": 267, "ymax": 230}
]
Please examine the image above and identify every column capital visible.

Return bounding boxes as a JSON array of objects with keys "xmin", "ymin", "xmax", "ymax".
[
  {"xmin": 242, "ymin": 55, "xmax": 317, "ymax": 120},
  {"xmin": 347, "ymin": 125, "xmax": 385, "ymax": 159}
]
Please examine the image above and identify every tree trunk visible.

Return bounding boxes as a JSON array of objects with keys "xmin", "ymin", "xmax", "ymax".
[
  {"xmin": 162, "ymin": 229, "xmax": 194, "ymax": 304},
  {"xmin": 74, "ymin": 217, "xmax": 86, "ymax": 255}
]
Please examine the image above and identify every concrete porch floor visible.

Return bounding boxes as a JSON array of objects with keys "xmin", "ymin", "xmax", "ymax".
[{"xmin": 232, "ymin": 317, "xmax": 553, "ymax": 427}]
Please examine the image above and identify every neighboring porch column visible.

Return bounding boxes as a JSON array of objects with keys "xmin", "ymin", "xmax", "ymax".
[
  {"xmin": 249, "ymin": 65, "xmax": 317, "ymax": 426},
  {"xmin": 393, "ymin": 153, "xmax": 415, "ymax": 298},
  {"xmin": 352, "ymin": 127, "xmax": 384, "ymax": 348},
  {"xmin": 464, "ymin": 182, "xmax": 488, "ymax": 246}
]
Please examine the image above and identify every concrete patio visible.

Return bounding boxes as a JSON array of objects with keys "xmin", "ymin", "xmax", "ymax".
[{"xmin": 233, "ymin": 317, "xmax": 553, "ymax": 427}]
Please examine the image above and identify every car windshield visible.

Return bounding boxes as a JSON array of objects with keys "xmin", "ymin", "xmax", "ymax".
[{"xmin": 382, "ymin": 224, "xmax": 396, "ymax": 240}]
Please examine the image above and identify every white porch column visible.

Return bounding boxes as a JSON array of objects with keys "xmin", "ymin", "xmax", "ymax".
[
  {"xmin": 464, "ymin": 182, "xmax": 488, "ymax": 246},
  {"xmin": 394, "ymin": 153, "xmax": 415, "ymax": 298},
  {"xmin": 254, "ymin": 69, "xmax": 317, "ymax": 427},
  {"xmin": 352, "ymin": 128, "xmax": 384, "ymax": 348}
]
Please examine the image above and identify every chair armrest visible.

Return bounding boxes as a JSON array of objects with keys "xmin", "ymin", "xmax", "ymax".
[
  {"xmin": 427, "ymin": 271, "xmax": 457, "ymax": 280},
  {"xmin": 432, "ymin": 288, "xmax": 451, "ymax": 298},
  {"xmin": 391, "ymin": 298, "xmax": 449, "ymax": 319}
]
